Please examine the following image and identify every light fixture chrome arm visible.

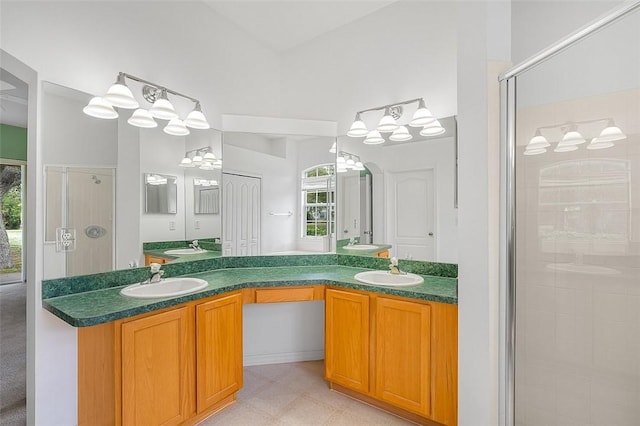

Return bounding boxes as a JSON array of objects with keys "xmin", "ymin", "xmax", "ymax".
[
  {"xmin": 119, "ymin": 72, "xmax": 201, "ymax": 104},
  {"xmin": 355, "ymin": 97, "xmax": 424, "ymax": 115}
]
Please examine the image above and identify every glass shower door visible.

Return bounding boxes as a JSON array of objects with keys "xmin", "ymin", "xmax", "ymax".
[
  {"xmin": 44, "ymin": 166, "xmax": 115, "ymax": 278},
  {"xmin": 511, "ymin": 7, "xmax": 640, "ymax": 426}
]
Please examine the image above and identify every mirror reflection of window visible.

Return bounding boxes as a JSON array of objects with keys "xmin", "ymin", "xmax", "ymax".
[
  {"xmin": 301, "ymin": 164, "xmax": 336, "ymax": 238},
  {"xmin": 538, "ymin": 159, "xmax": 630, "ymax": 255}
]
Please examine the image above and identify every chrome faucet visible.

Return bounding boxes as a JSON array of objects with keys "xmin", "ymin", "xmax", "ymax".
[
  {"xmin": 189, "ymin": 239, "xmax": 202, "ymax": 251},
  {"xmin": 145, "ymin": 263, "xmax": 165, "ymax": 284},
  {"xmin": 389, "ymin": 257, "xmax": 405, "ymax": 275},
  {"xmin": 348, "ymin": 237, "xmax": 356, "ymax": 246}
]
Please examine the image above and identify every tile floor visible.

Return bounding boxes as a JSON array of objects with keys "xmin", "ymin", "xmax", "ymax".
[{"xmin": 197, "ymin": 360, "xmax": 414, "ymax": 425}]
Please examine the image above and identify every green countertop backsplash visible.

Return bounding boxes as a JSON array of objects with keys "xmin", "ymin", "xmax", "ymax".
[{"xmin": 42, "ymin": 254, "xmax": 458, "ymax": 327}]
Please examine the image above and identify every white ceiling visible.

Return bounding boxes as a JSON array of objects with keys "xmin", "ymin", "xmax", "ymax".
[{"xmin": 202, "ymin": 0, "xmax": 398, "ymax": 52}]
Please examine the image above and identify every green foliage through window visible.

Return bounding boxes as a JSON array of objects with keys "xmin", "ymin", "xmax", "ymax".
[{"xmin": 2, "ymin": 186, "xmax": 22, "ymax": 229}]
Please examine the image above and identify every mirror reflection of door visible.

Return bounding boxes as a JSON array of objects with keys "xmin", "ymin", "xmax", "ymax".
[
  {"xmin": 222, "ymin": 173, "xmax": 260, "ymax": 256},
  {"xmin": 44, "ymin": 166, "xmax": 115, "ymax": 278},
  {"xmin": 386, "ymin": 169, "xmax": 435, "ymax": 260}
]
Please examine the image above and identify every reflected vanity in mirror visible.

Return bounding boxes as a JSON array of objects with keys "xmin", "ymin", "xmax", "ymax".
[
  {"xmin": 41, "ymin": 80, "xmax": 224, "ymax": 278},
  {"xmin": 140, "ymin": 126, "xmax": 223, "ymax": 263},
  {"xmin": 337, "ymin": 116, "xmax": 458, "ymax": 263},
  {"xmin": 222, "ymin": 130, "xmax": 336, "ymax": 256},
  {"xmin": 144, "ymin": 173, "xmax": 177, "ymax": 214}
]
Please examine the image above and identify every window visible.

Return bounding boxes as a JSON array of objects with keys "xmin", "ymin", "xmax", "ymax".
[{"xmin": 301, "ymin": 164, "xmax": 335, "ymax": 237}]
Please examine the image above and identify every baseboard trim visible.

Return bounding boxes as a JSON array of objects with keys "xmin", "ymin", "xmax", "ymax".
[{"xmin": 243, "ymin": 350, "xmax": 324, "ymax": 366}]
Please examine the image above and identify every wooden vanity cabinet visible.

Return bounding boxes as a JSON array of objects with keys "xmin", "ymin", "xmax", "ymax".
[
  {"xmin": 78, "ymin": 291, "xmax": 243, "ymax": 426},
  {"xmin": 121, "ymin": 306, "xmax": 195, "ymax": 426},
  {"xmin": 196, "ymin": 292, "xmax": 243, "ymax": 413},
  {"xmin": 325, "ymin": 288, "xmax": 370, "ymax": 393},
  {"xmin": 144, "ymin": 254, "xmax": 172, "ymax": 266},
  {"xmin": 325, "ymin": 288, "xmax": 458, "ymax": 426}
]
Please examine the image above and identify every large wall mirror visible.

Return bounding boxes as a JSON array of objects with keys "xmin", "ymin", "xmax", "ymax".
[
  {"xmin": 336, "ymin": 116, "xmax": 458, "ymax": 263},
  {"xmin": 41, "ymin": 81, "xmax": 223, "ymax": 279},
  {"xmin": 222, "ymin": 131, "xmax": 336, "ymax": 256}
]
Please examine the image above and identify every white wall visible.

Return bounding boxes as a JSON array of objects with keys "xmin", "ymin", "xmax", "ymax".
[
  {"xmin": 243, "ymin": 301, "xmax": 325, "ymax": 365},
  {"xmin": 280, "ymin": 1, "xmax": 458, "ymax": 132},
  {"xmin": 457, "ymin": 1, "xmax": 510, "ymax": 425},
  {"xmin": 224, "ymin": 138, "xmax": 299, "ymax": 254},
  {"xmin": 511, "ymin": 0, "xmax": 623, "ymax": 64},
  {"xmin": 0, "ymin": 1, "xmax": 282, "ymax": 127},
  {"xmin": 0, "ymin": 2, "xmax": 283, "ymax": 424},
  {"xmin": 139, "ymin": 128, "xmax": 186, "ymax": 242}
]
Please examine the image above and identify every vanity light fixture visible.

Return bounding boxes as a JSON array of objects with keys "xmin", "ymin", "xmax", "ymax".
[
  {"xmin": 347, "ymin": 113, "xmax": 368, "ymax": 137},
  {"xmin": 595, "ymin": 120, "xmax": 627, "ymax": 143},
  {"xmin": 363, "ymin": 130, "xmax": 385, "ymax": 145},
  {"xmin": 127, "ymin": 108, "xmax": 158, "ymax": 128},
  {"xmin": 145, "ymin": 174, "xmax": 168, "ymax": 185},
  {"xmin": 164, "ymin": 118, "xmax": 190, "ymax": 136},
  {"xmin": 526, "ymin": 118, "xmax": 625, "ymax": 156},
  {"xmin": 336, "ymin": 151, "xmax": 365, "ymax": 173},
  {"xmin": 194, "ymin": 178, "xmax": 219, "ymax": 187},
  {"xmin": 149, "ymin": 89, "xmax": 178, "ymax": 121},
  {"xmin": 82, "ymin": 97, "xmax": 119, "ymax": 119},
  {"xmin": 419, "ymin": 119, "xmax": 446, "ymax": 136},
  {"xmin": 179, "ymin": 147, "xmax": 222, "ymax": 170},
  {"xmin": 103, "ymin": 73, "xmax": 139, "ymax": 109},
  {"xmin": 184, "ymin": 102, "xmax": 210, "ymax": 130},
  {"xmin": 409, "ymin": 99, "xmax": 435, "ymax": 127},
  {"xmin": 348, "ymin": 97, "xmax": 444, "ymax": 144},
  {"xmin": 390, "ymin": 125, "xmax": 412, "ymax": 142},
  {"xmin": 84, "ymin": 72, "xmax": 211, "ymax": 134},
  {"xmin": 377, "ymin": 107, "xmax": 400, "ymax": 133}
]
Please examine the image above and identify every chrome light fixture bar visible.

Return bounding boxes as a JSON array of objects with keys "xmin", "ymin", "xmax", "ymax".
[
  {"xmin": 336, "ymin": 150, "xmax": 365, "ymax": 173},
  {"xmin": 84, "ymin": 72, "xmax": 210, "ymax": 134},
  {"xmin": 347, "ymin": 97, "xmax": 443, "ymax": 144},
  {"xmin": 524, "ymin": 118, "xmax": 626, "ymax": 156},
  {"xmin": 179, "ymin": 147, "xmax": 222, "ymax": 170}
]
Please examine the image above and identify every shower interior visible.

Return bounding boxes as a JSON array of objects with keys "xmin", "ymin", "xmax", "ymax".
[
  {"xmin": 44, "ymin": 166, "xmax": 115, "ymax": 278},
  {"xmin": 504, "ymin": 4, "xmax": 640, "ymax": 426}
]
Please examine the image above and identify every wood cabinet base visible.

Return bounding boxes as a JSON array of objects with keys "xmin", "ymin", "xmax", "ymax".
[
  {"xmin": 329, "ymin": 383, "xmax": 445, "ymax": 426},
  {"xmin": 180, "ymin": 394, "xmax": 236, "ymax": 426}
]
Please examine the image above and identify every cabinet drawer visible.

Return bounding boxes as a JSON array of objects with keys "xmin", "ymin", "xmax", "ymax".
[
  {"xmin": 255, "ymin": 287, "xmax": 315, "ymax": 303},
  {"xmin": 145, "ymin": 254, "xmax": 171, "ymax": 266}
]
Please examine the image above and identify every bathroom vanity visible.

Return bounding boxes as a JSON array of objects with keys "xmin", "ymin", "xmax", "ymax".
[{"xmin": 43, "ymin": 258, "xmax": 457, "ymax": 426}]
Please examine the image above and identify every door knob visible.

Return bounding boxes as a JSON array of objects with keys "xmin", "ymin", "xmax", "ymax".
[{"xmin": 428, "ymin": 232, "xmax": 434, "ymax": 237}]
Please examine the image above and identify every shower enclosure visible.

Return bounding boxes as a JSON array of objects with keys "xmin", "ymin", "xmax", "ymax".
[
  {"xmin": 502, "ymin": 3, "xmax": 640, "ymax": 425},
  {"xmin": 44, "ymin": 166, "xmax": 115, "ymax": 278}
]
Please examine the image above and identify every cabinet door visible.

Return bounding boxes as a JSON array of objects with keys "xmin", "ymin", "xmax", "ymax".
[
  {"xmin": 325, "ymin": 288, "xmax": 370, "ymax": 393},
  {"xmin": 121, "ymin": 306, "xmax": 195, "ymax": 426},
  {"xmin": 196, "ymin": 292, "xmax": 243, "ymax": 413},
  {"xmin": 375, "ymin": 297, "xmax": 431, "ymax": 417}
]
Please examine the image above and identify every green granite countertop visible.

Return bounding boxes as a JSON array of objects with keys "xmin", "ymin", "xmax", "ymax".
[
  {"xmin": 144, "ymin": 248, "xmax": 222, "ymax": 263},
  {"xmin": 43, "ymin": 265, "xmax": 457, "ymax": 327}
]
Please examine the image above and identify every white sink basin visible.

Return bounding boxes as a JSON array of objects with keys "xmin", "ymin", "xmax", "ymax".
[
  {"xmin": 120, "ymin": 277, "xmax": 208, "ymax": 299},
  {"xmin": 354, "ymin": 270, "xmax": 424, "ymax": 287},
  {"xmin": 164, "ymin": 248, "xmax": 208, "ymax": 255},
  {"xmin": 343, "ymin": 244, "xmax": 380, "ymax": 251}
]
